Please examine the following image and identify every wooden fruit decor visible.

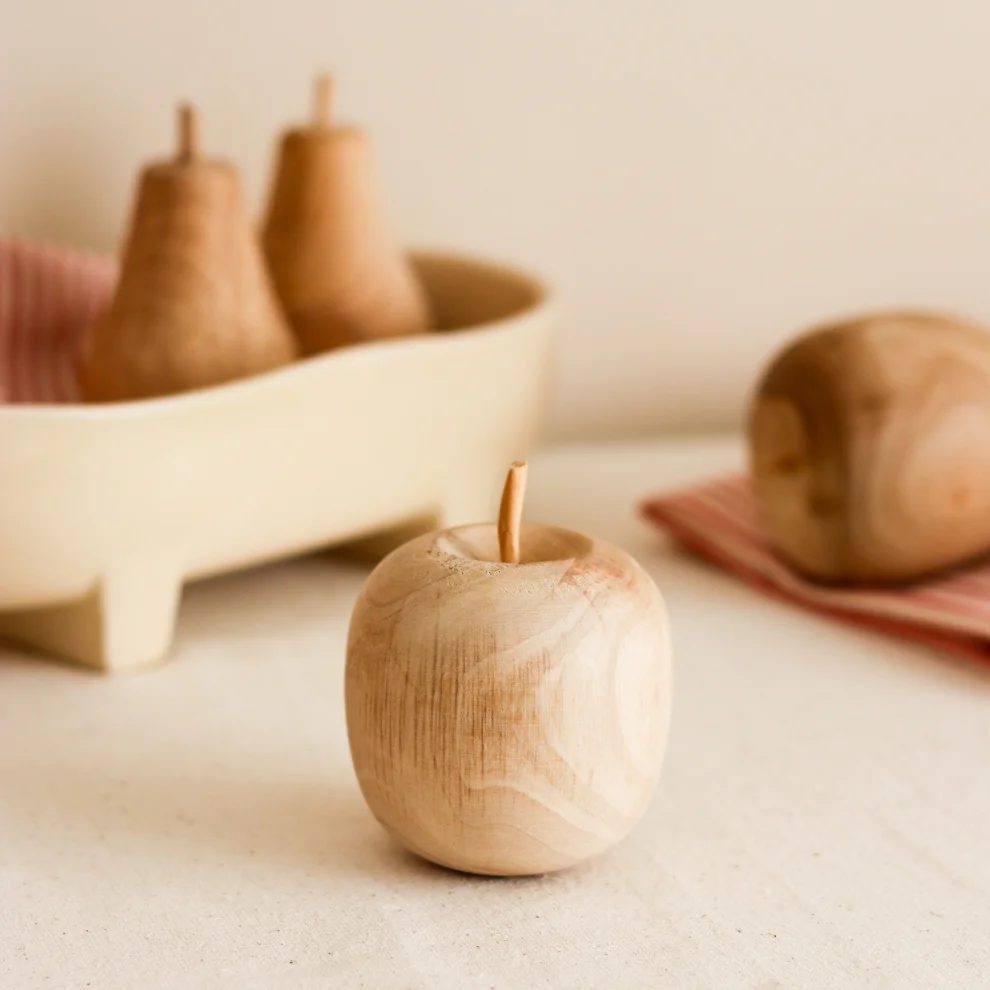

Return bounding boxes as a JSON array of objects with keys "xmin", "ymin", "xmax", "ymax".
[
  {"xmin": 345, "ymin": 462, "xmax": 672, "ymax": 876},
  {"xmin": 82, "ymin": 105, "xmax": 297, "ymax": 402},
  {"xmin": 262, "ymin": 75, "xmax": 432, "ymax": 355},
  {"xmin": 749, "ymin": 310, "xmax": 990, "ymax": 584}
]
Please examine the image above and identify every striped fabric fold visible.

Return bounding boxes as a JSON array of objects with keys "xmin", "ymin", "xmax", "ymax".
[
  {"xmin": 642, "ymin": 474, "xmax": 990, "ymax": 663},
  {"xmin": 0, "ymin": 239, "xmax": 117, "ymax": 403}
]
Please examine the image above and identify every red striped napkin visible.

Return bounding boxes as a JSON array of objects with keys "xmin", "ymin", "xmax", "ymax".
[
  {"xmin": 642, "ymin": 474, "xmax": 990, "ymax": 663},
  {"xmin": 0, "ymin": 239, "xmax": 117, "ymax": 403}
]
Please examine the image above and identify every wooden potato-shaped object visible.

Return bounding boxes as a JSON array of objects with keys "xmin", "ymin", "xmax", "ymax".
[
  {"xmin": 345, "ymin": 463, "xmax": 672, "ymax": 876},
  {"xmin": 262, "ymin": 75, "xmax": 432, "ymax": 355},
  {"xmin": 749, "ymin": 310, "xmax": 990, "ymax": 584},
  {"xmin": 82, "ymin": 105, "xmax": 296, "ymax": 402}
]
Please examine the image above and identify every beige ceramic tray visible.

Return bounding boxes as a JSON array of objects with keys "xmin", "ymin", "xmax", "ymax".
[{"xmin": 0, "ymin": 251, "xmax": 554, "ymax": 673}]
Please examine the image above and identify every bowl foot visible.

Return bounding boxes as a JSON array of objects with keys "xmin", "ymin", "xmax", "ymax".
[{"xmin": 0, "ymin": 558, "xmax": 183, "ymax": 673}]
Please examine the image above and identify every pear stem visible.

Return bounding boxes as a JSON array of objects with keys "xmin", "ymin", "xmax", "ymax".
[
  {"xmin": 314, "ymin": 74, "xmax": 333, "ymax": 127},
  {"xmin": 498, "ymin": 461, "xmax": 528, "ymax": 564},
  {"xmin": 177, "ymin": 103, "xmax": 199, "ymax": 164}
]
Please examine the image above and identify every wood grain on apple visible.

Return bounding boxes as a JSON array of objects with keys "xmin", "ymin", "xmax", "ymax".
[
  {"xmin": 345, "ymin": 463, "xmax": 672, "ymax": 876},
  {"xmin": 749, "ymin": 310, "xmax": 990, "ymax": 583}
]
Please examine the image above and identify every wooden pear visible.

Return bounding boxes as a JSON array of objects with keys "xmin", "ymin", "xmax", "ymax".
[
  {"xmin": 748, "ymin": 310, "xmax": 990, "ymax": 584},
  {"xmin": 261, "ymin": 75, "xmax": 432, "ymax": 355},
  {"xmin": 82, "ymin": 105, "xmax": 297, "ymax": 402}
]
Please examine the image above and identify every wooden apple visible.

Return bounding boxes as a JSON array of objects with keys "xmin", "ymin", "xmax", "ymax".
[
  {"xmin": 749, "ymin": 310, "xmax": 990, "ymax": 583},
  {"xmin": 345, "ymin": 462, "xmax": 672, "ymax": 876}
]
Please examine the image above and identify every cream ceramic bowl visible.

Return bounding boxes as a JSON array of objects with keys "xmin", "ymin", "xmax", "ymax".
[{"xmin": 0, "ymin": 251, "xmax": 554, "ymax": 672}]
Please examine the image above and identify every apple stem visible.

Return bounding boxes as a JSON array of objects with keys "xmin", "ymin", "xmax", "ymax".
[
  {"xmin": 314, "ymin": 73, "xmax": 333, "ymax": 127},
  {"xmin": 498, "ymin": 461, "xmax": 528, "ymax": 564},
  {"xmin": 177, "ymin": 103, "xmax": 199, "ymax": 164}
]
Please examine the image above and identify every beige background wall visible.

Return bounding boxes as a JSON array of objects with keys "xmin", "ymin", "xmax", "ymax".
[{"xmin": 4, "ymin": 1, "xmax": 990, "ymax": 439}]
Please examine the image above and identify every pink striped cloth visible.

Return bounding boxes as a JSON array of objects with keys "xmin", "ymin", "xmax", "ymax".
[
  {"xmin": 642, "ymin": 474, "xmax": 990, "ymax": 663},
  {"xmin": 0, "ymin": 239, "xmax": 117, "ymax": 403}
]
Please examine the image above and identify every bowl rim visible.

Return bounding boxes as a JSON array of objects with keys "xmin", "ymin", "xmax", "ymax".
[{"xmin": 0, "ymin": 247, "xmax": 555, "ymax": 420}]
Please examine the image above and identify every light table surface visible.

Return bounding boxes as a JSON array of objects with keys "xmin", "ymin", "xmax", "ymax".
[{"xmin": 2, "ymin": 438, "xmax": 988, "ymax": 988}]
